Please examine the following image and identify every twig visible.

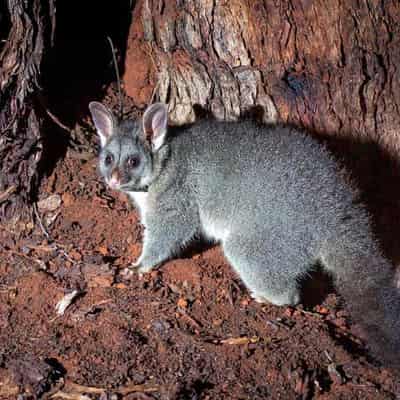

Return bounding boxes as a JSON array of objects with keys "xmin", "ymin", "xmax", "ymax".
[
  {"xmin": 219, "ymin": 336, "xmax": 260, "ymax": 345},
  {"xmin": 297, "ymin": 309, "xmax": 324, "ymax": 319},
  {"xmin": 33, "ymin": 203, "xmax": 76, "ymax": 264},
  {"xmin": 37, "ymin": 94, "xmax": 73, "ymax": 134},
  {"xmin": 33, "ymin": 203, "xmax": 51, "ymax": 240},
  {"xmin": 107, "ymin": 36, "xmax": 123, "ymax": 119},
  {"xmin": 50, "ymin": 381, "xmax": 161, "ymax": 398},
  {"xmin": 25, "ymin": 243, "xmax": 57, "ymax": 252},
  {"xmin": 324, "ymin": 350, "xmax": 333, "ymax": 363},
  {"xmin": 45, "ymin": 108, "xmax": 73, "ymax": 134},
  {"xmin": 149, "ymin": 80, "xmax": 161, "ymax": 105},
  {"xmin": 144, "ymin": 42, "xmax": 160, "ymax": 106},
  {"xmin": 51, "ymin": 391, "xmax": 90, "ymax": 400},
  {"xmin": 347, "ymin": 383, "xmax": 376, "ymax": 390},
  {"xmin": 65, "ymin": 383, "xmax": 104, "ymax": 394},
  {"xmin": 211, "ymin": 335, "xmax": 280, "ymax": 346},
  {"xmin": 118, "ymin": 383, "xmax": 160, "ymax": 395}
]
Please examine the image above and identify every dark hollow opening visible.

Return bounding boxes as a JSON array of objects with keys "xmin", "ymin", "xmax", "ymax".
[{"xmin": 38, "ymin": 0, "xmax": 134, "ymax": 177}]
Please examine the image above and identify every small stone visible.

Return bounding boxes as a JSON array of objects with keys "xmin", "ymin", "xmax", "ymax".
[
  {"xmin": 177, "ymin": 297, "xmax": 188, "ymax": 309},
  {"xmin": 37, "ymin": 194, "xmax": 61, "ymax": 212}
]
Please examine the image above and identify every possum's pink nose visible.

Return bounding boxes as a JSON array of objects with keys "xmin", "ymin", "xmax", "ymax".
[{"xmin": 108, "ymin": 170, "xmax": 121, "ymax": 189}]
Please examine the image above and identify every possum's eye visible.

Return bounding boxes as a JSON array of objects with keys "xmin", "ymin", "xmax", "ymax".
[
  {"xmin": 126, "ymin": 155, "xmax": 140, "ymax": 169},
  {"xmin": 104, "ymin": 153, "xmax": 114, "ymax": 166}
]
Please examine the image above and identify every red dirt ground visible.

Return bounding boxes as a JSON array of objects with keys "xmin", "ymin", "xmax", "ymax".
[{"xmin": 1, "ymin": 101, "xmax": 400, "ymax": 399}]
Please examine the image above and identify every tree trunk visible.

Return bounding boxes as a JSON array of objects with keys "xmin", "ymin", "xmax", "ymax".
[
  {"xmin": 123, "ymin": 0, "xmax": 400, "ymax": 156},
  {"xmin": 0, "ymin": 0, "xmax": 55, "ymax": 222}
]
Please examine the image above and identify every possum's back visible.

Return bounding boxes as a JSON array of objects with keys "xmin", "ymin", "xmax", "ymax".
[{"xmin": 171, "ymin": 120, "xmax": 358, "ymax": 240}]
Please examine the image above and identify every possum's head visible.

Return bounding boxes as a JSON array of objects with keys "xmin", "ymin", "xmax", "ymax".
[{"xmin": 89, "ymin": 102, "xmax": 168, "ymax": 193}]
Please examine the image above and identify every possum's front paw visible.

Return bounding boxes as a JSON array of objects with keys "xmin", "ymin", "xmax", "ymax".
[
  {"xmin": 136, "ymin": 264, "xmax": 154, "ymax": 277},
  {"xmin": 120, "ymin": 266, "xmax": 136, "ymax": 280},
  {"xmin": 130, "ymin": 258, "xmax": 154, "ymax": 277},
  {"xmin": 120, "ymin": 264, "xmax": 149, "ymax": 280},
  {"xmin": 119, "ymin": 258, "xmax": 150, "ymax": 280}
]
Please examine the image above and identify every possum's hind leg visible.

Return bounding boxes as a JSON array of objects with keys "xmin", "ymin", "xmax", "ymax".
[{"xmin": 222, "ymin": 233, "xmax": 311, "ymax": 306}]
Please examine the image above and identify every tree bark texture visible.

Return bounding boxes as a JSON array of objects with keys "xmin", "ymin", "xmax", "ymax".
[
  {"xmin": 0, "ymin": 0, "xmax": 55, "ymax": 221},
  {"xmin": 124, "ymin": 0, "xmax": 400, "ymax": 156}
]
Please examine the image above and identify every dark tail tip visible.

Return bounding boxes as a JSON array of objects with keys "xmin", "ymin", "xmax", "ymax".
[
  {"xmin": 343, "ymin": 283, "xmax": 400, "ymax": 370},
  {"xmin": 362, "ymin": 287, "xmax": 400, "ymax": 370}
]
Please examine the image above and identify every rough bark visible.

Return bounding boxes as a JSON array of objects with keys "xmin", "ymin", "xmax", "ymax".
[
  {"xmin": 124, "ymin": 0, "xmax": 400, "ymax": 156},
  {"xmin": 0, "ymin": 0, "xmax": 55, "ymax": 222}
]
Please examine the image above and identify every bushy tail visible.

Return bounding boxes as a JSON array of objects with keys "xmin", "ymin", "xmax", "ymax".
[{"xmin": 321, "ymin": 234, "xmax": 400, "ymax": 369}]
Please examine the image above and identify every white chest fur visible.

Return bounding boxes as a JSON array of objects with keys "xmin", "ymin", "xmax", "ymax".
[
  {"xmin": 128, "ymin": 192, "xmax": 148, "ymax": 220},
  {"xmin": 199, "ymin": 210, "xmax": 230, "ymax": 242}
]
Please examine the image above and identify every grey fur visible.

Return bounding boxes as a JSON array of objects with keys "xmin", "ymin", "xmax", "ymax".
[{"xmin": 89, "ymin": 101, "xmax": 400, "ymax": 369}]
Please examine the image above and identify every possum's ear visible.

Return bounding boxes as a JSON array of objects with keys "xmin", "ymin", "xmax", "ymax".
[
  {"xmin": 89, "ymin": 102, "xmax": 116, "ymax": 147},
  {"xmin": 142, "ymin": 103, "xmax": 168, "ymax": 151}
]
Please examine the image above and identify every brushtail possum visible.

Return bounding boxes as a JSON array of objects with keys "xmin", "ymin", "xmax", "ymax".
[{"xmin": 89, "ymin": 101, "xmax": 400, "ymax": 369}]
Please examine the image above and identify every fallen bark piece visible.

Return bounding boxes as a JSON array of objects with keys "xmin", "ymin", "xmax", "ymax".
[
  {"xmin": 55, "ymin": 290, "xmax": 80, "ymax": 316},
  {"xmin": 51, "ymin": 382, "xmax": 161, "ymax": 398},
  {"xmin": 219, "ymin": 336, "xmax": 260, "ymax": 345},
  {"xmin": 38, "ymin": 194, "xmax": 62, "ymax": 212}
]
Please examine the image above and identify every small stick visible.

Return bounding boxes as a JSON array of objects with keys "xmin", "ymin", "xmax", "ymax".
[
  {"xmin": 118, "ymin": 383, "xmax": 160, "ymax": 395},
  {"xmin": 45, "ymin": 108, "xmax": 73, "ymax": 134},
  {"xmin": 297, "ymin": 309, "xmax": 324, "ymax": 319},
  {"xmin": 53, "ymin": 382, "xmax": 161, "ymax": 397},
  {"xmin": 37, "ymin": 94, "xmax": 73, "ymax": 134},
  {"xmin": 33, "ymin": 203, "xmax": 51, "ymax": 241},
  {"xmin": 219, "ymin": 336, "xmax": 260, "ymax": 345},
  {"xmin": 33, "ymin": 203, "xmax": 76, "ymax": 264},
  {"xmin": 50, "ymin": 391, "xmax": 90, "ymax": 400},
  {"xmin": 149, "ymin": 80, "xmax": 161, "ymax": 105},
  {"xmin": 65, "ymin": 383, "xmax": 104, "ymax": 394},
  {"xmin": 107, "ymin": 36, "xmax": 123, "ymax": 118}
]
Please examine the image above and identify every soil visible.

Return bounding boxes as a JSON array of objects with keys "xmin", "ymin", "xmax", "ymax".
[{"xmin": 1, "ymin": 100, "xmax": 400, "ymax": 399}]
